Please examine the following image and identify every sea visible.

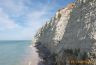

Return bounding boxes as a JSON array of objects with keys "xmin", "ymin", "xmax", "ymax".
[{"xmin": 0, "ymin": 40, "xmax": 33, "ymax": 65}]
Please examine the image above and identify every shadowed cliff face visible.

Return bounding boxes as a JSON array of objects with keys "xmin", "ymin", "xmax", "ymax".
[
  {"xmin": 58, "ymin": 0, "xmax": 96, "ymax": 53},
  {"xmin": 56, "ymin": 0, "xmax": 96, "ymax": 65},
  {"xmin": 34, "ymin": 0, "xmax": 96, "ymax": 65}
]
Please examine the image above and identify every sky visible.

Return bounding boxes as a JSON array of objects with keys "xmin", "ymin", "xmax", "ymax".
[{"xmin": 0, "ymin": 0, "xmax": 75, "ymax": 40}]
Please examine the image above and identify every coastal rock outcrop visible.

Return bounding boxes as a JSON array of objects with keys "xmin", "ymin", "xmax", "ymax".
[{"xmin": 33, "ymin": 0, "xmax": 96, "ymax": 65}]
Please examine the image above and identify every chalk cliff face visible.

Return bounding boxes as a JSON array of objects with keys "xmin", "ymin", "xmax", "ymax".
[{"xmin": 34, "ymin": 0, "xmax": 96, "ymax": 65}]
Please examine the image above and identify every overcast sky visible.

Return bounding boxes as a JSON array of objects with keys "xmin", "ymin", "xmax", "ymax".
[{"xmin": 0, "ymin": 0, "xmax": 75, "ymax": 40}]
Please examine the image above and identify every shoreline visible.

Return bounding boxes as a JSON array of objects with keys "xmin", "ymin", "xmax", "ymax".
[
  {"xmin": 28, "ymin": 43, "xmax": 55, "ymax": 65},
  {"xmin": 21, "ymin": 44, "xmax": 41, "ymax": 65}
]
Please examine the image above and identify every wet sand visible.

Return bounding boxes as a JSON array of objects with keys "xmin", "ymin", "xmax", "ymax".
[
  {"xmin": 21, "ymin": 44, "xmax": 42, "ymax": 65},
  {"xmin": 29, "ymin": 44, "xmax": 42, "ymax": 65},
  {"xmin": 21, "ymin": 43, "xmax": 55, "ymax": 65}
]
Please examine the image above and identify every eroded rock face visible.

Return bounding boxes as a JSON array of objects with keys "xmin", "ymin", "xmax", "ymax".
[
  {"xmin": 33, "ymin": 0, "xmax": 96, "ymax": 65},
  {"xmin": 34, "ymin": 3, "xmax": 74, "ymax": 53}
]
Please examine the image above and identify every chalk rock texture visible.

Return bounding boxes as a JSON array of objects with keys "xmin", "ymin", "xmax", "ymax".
[{"xmin": 33, "ymin": 0, "xmax": 96, "ymax": 65}]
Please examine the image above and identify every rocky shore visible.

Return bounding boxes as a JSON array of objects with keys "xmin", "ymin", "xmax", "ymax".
[{"xmin": 35, "ymin": 42, "xmax": 56, "ymax": 65}]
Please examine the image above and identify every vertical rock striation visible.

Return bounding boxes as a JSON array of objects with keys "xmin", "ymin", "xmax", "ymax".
[{"xmin": 33, "ymin": 0, "xmax": 96, "ymax": 65}]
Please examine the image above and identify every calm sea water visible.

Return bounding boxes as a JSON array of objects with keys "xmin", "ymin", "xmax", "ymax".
[{"xmin": 0, "ymin": 40, "xmax": 32, "ymax": 65}]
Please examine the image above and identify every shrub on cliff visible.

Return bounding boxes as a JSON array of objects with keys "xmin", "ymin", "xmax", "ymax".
[
  {"xmin": 81, "ymin": 52, "xmax": 88, "ymax": 60},
  {"xmin": 58, "ymin": 13, "xmax": 61, "ymax": 19}
]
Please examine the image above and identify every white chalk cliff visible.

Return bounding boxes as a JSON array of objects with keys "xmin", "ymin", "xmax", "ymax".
[{"xmin": 33, "ymin": 0, "xmax": 96, "ymax": 65}]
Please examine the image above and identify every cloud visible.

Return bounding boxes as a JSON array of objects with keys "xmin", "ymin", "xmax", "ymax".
[
  {"xmin": 0, "ymin": 0, "xmax": 51, "ymax": 40},
  {"xmin": 0, "ymin": 0, "xmax": 74, "ymax": 40},
  {"xmin": 26, "ymin": 8, "xmax": 49, "ymax": 25},
  {"xmin": 0, "ymin": 8, "xmax": 20, "ymax": 31},
  {"xmin": 0, "ymin": 0, "xmax": 26, "ymax": 16}
]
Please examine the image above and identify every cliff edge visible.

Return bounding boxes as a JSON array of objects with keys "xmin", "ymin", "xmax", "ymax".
[{"xmin": 33, "ymin": 0, "xmax": 96, "ymax": 65}]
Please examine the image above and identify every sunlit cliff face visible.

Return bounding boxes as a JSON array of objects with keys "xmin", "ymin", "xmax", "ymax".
[{"xmin": 67, "ymin": 3, "xmax": 75, "ymax": 9}]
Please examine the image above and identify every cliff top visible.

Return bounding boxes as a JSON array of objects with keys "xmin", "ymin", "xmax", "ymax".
[{"xmin": 58, "ymin": 3, "xmax": 75, "ymax": 12}]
